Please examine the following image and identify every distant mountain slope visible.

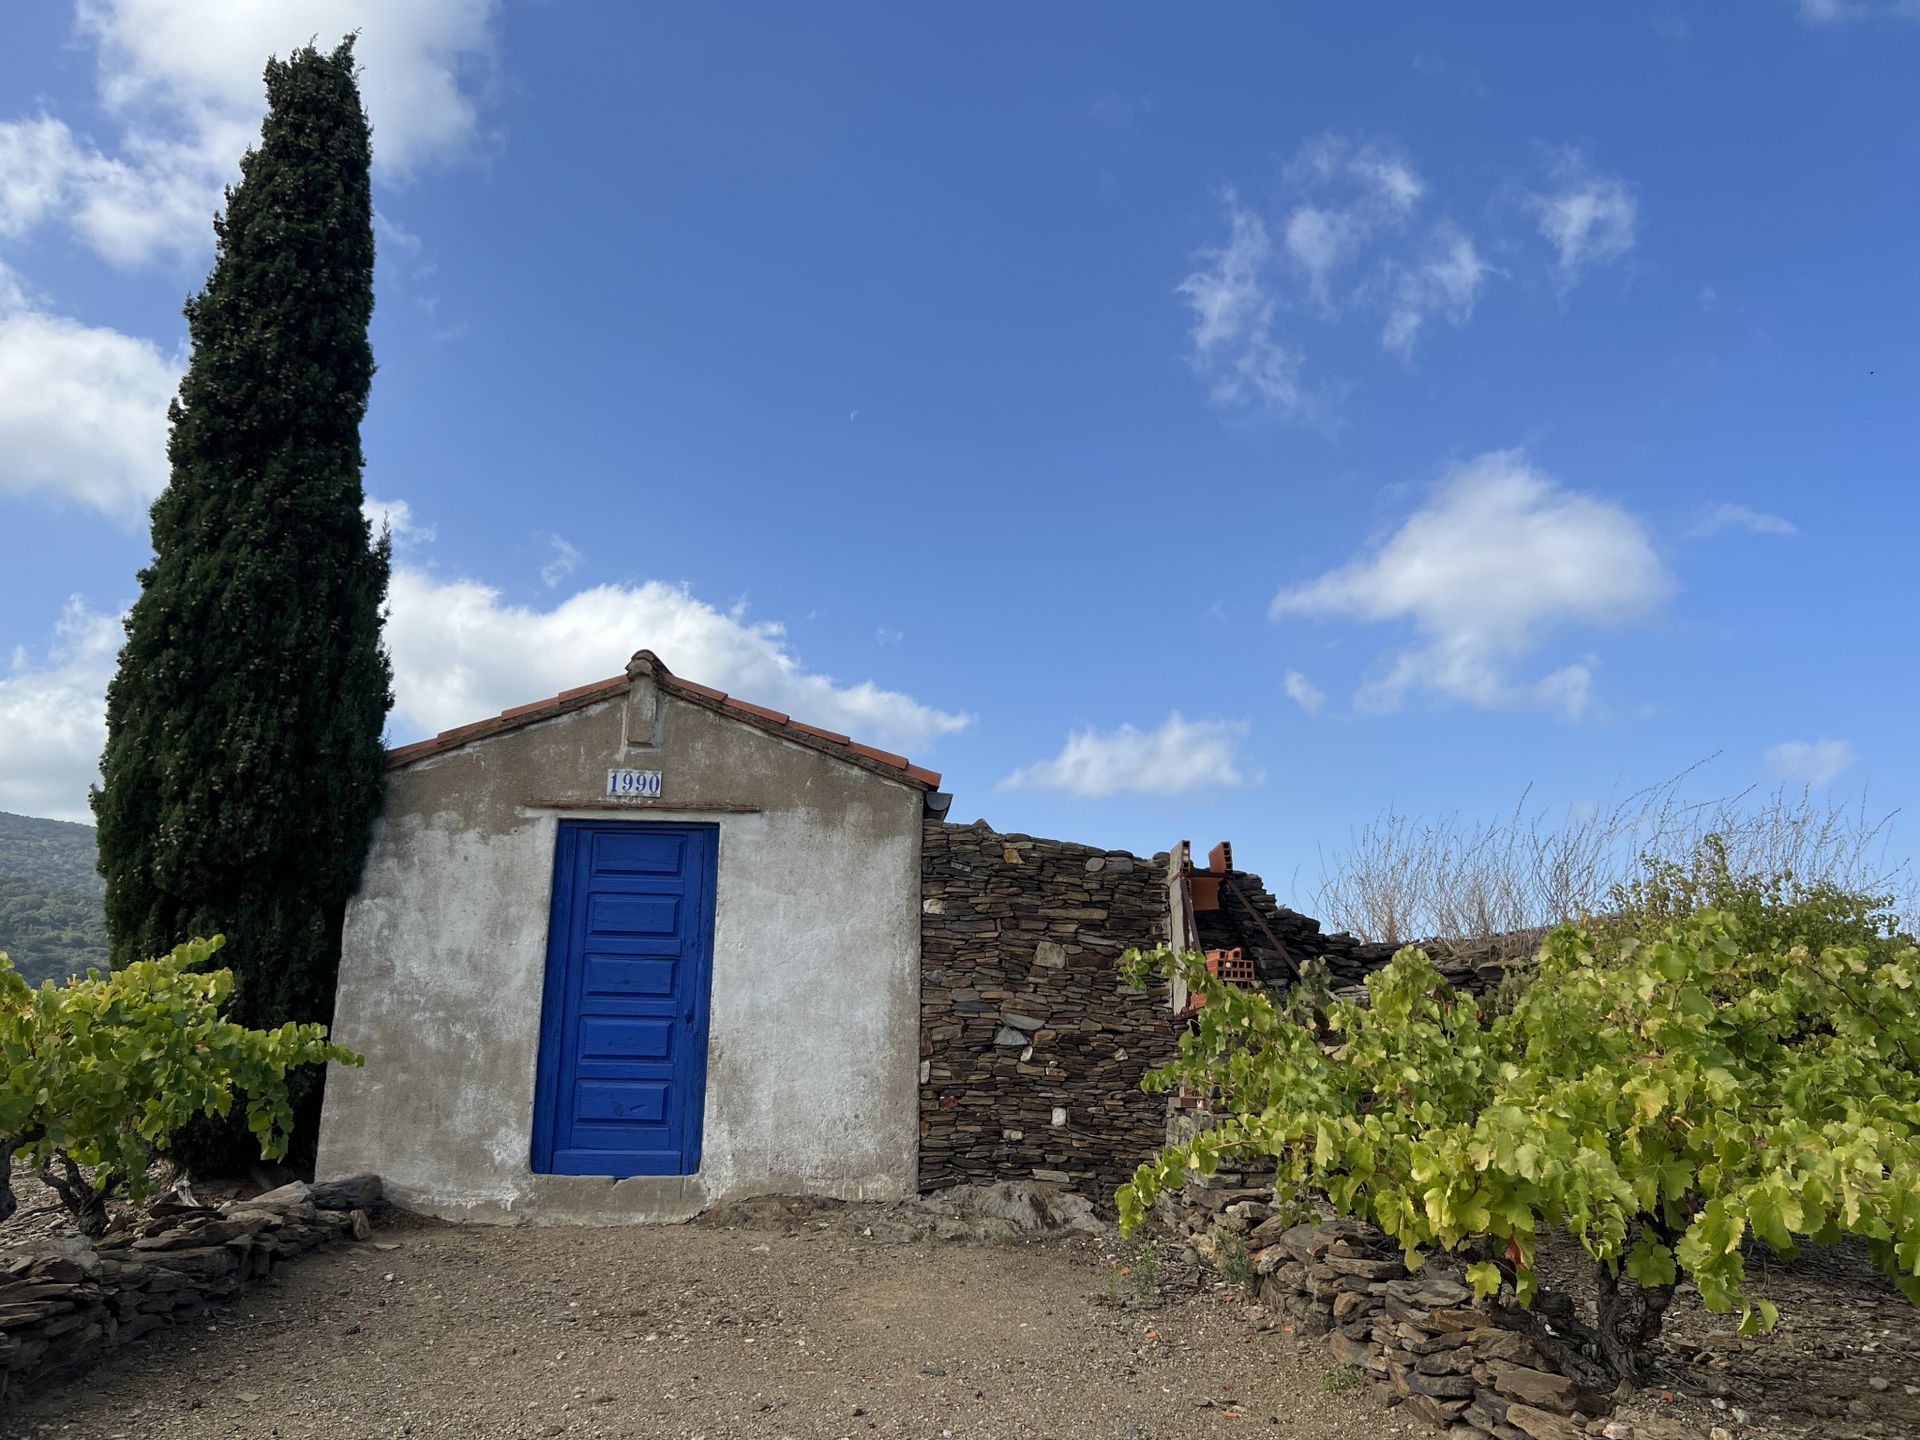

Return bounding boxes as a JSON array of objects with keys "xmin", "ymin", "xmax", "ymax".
[
  {"xmin": 0, "ymin": 811, "xmax": 107, "ymax": 984},
  {"xmin": 0, "ymin": 811, "xmax": 103, "ymax": 893}
]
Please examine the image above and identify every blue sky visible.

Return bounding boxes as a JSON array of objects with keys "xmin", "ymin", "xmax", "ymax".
[{"xmin": 1, "ymin": 2, "xmax": 1915, "ymax": 904}]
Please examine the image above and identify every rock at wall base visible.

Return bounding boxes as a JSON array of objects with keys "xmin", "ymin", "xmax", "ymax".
[
  {"xmin": 1502, "ymin": 1402, "xmax": 1588, "ymax": 1440},
  {"xmin": 1327, "ymin": 1329, "xmax": 1374, "ymax": 1367},
  {"xmin": 1404, "ymin": 1392, "xmax": 1470, "ymax": 1428}
]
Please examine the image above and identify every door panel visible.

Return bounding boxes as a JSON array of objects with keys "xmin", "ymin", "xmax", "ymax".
[{"xmin": 532, "ymin": 821, "xmax": 717, "ymax": 1176}]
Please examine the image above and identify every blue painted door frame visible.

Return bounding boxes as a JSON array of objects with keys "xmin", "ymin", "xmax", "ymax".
[{"xmin": 531, "ymin": 820, "xmax": 718, "ymax": 1177}]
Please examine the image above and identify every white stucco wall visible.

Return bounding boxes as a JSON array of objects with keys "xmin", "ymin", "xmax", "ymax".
[{"xmin": 316, "ymin": 675, "xmax": 925, "ymax": 1222}]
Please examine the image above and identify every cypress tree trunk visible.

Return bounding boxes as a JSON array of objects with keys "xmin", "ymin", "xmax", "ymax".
[{"xmin": 92, "ymin": 38, "xmax": 391, "ymax": 1175}]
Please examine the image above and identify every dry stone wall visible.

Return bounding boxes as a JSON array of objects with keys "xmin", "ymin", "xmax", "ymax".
[
  {"xmin": 1166, "ymin": 1184, "xmax": 1610, "ymax": 1439},
  {"xmin": 1208, "ymin": 866, "xmax": 1526, "ymax": 997},
  {"xmin": 0, "ymin": 1175, "xmax": 380, "ymax": 1412},
  {"xmin": 918, "ymin": 820, "xmax": 1176, "ymax": 1199},
  {"xmin": 915, "ymin": 822, "xmax": 1534, "ymax": 1203}
]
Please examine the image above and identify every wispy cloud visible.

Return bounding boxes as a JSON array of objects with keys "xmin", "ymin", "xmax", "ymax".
[
  {"xmin": 1409, "ymin": 51, "xmax": 1488, "ymax": 99},
  {"xmin": 1527, "ymin": 149, "xmax": 1638, "ymax": 289},
  {"xmin": 1086, "ymin": 90, "xmax": 1156, "ymax": 128},
  {"xmin": 1798, "ymin": 0, "xmax": 1920, "ymax": 21},
  {"xmin": 1001, "ymin": 713, "xmax": 1260, "ymax": 798},
  {"xmin": 1687, "ymin": 502, "xmax": 1796, "ymax": 539},
  {"xmin": 1271, "ymin": 450, "xmax": 1672, "ymax": 718},
  {"xmin": 1765, "ymin": 738, "xmax": 1858, "ymax": 787},
  {"xmin": 1176, "ymin": 194, "xmax": 1314, "ymax": 417},
  {"xmin": 1283, "ymin": 670, "xmax": 1326, "ymax": 716},
  {"xmin": 1177, "ymin": 136, "xmax": 1497, "ymax": 418},
  {"xmin": 540, "ymin": 535, "xmax": 583, "ymax": 588},
  {"xmin": 1378, "ymin": 223, "xmax": 1494, "ymax": 359}
]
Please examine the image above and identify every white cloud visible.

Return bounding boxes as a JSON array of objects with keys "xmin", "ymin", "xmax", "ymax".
[
  {"xmin": 1284, "ymin": 205, "xmax": 1366, "ymax": 309},
  {"xmin": 1280, "ymin": 138, "xmax": 1426, "ymax": 310},
  {"xmin": 1765, "ymin": 738, "xmax": 1858, "ymax": 788},
  {"xmin": 1528, "ymin": 150, "xmax": 1638, "ymax": 287},
  {"xmin": 385, "ymin": 567, "xmax": 971, "ymax": 752},
  {"xmin": 363, "ymin": 494, "xmax": 433, "ymax": 549},
  {"xmin": 0, "ymin": 1, "xmax": 500, "ymax": 267},
  {"xmin": 0, "ymin": 542, "xmax": 969, "ymax": 818},
  {"xmin": 1178, "ymin": 137, "xmax": 1494, "ymax": 406},
  {"xmin": 0, "ymin": 263, "xmax": 181, "ymax": 517},
  {"xmin": 82, "ymin": 0, "xmax": 499, "ymax": 180},
  {"xmin": 1380, "ymin": 223, "xmax": 1493, "ymax": 359},
  {"xmin": 1177, "ymin": 196, "xmax": 1270, "ymax": 354},
  {"xmin": 540, "ymin": 536, "xmax": 583, "ymax": 589},
  {"xmin": 1270, "ymin": 450, "xmax": 1672, "ymax": 718},
  {"xmin": 1283, "ymin": 670, "xmax": 1325, "ymax": 716},
  {"xmin": 1000, "ymin": 713, "xmax": 1259, "ymax": 798},
  {"xmin": 1287, "ymin": 136, "xmax": 1426, "ymax": 217},
  {"xmin": 1176, "ymin": 195, "xmax": 1313, "ymax": 417},
  {"xmin": 372, "ymin": 211, "xmax": 424, "ymax": 257},
  {"xmin": 1687, "ymin": 502, "xmax": 1797, "ymax": 539},
  {"xmin": 0, "ymin": 117, "xmax": 92, "ymax": 239},
  {"xmin": 0, "ymin": 598, "xmax": 122, "ymax": 822}
]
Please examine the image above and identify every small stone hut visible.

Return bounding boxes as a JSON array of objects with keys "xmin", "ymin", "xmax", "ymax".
[{"xmin": 317, "ymin": 651, "xmax": 941, "ymax": 1222}]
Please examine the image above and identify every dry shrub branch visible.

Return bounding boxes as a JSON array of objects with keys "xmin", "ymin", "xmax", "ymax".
[{"xmin": 1313, "ymin": 760, "xmax": 1914, "ymax": 944}]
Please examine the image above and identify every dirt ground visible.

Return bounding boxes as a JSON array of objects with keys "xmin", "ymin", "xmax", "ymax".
[
  {"xmin": 8, "ymin": 1190, "xmax": 1919, "ymax": 1440},
  {"xmin": 11, "ymin": 1207, "xmax": 1405, "ymax": 1440},
  {"xmin": 1604, "ymin": 1234, "xmax": 1920, "ymax": 1440}
]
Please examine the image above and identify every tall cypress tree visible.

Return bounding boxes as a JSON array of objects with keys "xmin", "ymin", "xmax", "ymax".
[{"xmin": 93, "ymin": 38, "xmax": 391, "ymax": 1173}]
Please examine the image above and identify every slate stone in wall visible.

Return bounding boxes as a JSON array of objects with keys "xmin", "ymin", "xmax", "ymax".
[
  {"xmin": 1208, "ymin": 865, "xmax": 1534, "ymax": 999},
  {"xmin": 918, "ymin": 820, "xmax": 1176, "ymax": 1200},
  {"xmin": 1165, "ymin": 1205, "xmax": 1614, "ymax": 1439}
]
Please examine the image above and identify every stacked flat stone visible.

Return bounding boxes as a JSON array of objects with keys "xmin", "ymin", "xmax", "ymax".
[
  {"xmin": 0, "ymin": 1175, "xmax": 380, "ymax": 1410},
  {"xmin": 1227, "ymin": 880, "xmax": 1530, "ymax": 998},
  {"xmin": 1171, "ymin": 1208, "xmax": 1611, "ymax": 1440},
  {"xmin": 918, "ymin": 820, "xmax": 1176, "ymax": 1198}
]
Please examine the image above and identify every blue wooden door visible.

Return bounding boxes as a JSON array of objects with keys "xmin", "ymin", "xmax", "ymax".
[{"xmin": 532, "ymin": 821, "xmax": 717, "ymax": 1176}]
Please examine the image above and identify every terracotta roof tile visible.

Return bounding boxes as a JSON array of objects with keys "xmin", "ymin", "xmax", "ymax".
[
  {"xmin": 386, "ymin": 652, "xmax": 941, "ymax": 791},
  {"xmin": 433, "ymin": 717, "xmax": 507, "ymax": 746},
  {"xmin": 725, "ymin": 698, "xmax": 790, "ymax": 725},
  {"xmin": 555, "ymin": 676, "xmax": 627, "ymax": 704},
  {"xmin": 845, "ymin": 741, "xmax": 910, "ymax": 770},
  {"xmin": 789, "ymin": 720, "xmax": 852, "ymax": 746}
]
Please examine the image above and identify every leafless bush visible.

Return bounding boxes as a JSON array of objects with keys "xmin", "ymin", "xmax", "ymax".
[{"xmin": 1313, "ymin": 759, "xmax": 1914, "ymax": 944}]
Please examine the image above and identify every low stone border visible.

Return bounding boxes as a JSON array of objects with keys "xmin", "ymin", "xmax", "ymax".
[
  {"xmin": 0, "ymin": 1174, "xmax": 382, "ymax": 1412},
  {"xmin": 1171, "ymin": 1183, "xmax": 1608, "ymax": 1440}
]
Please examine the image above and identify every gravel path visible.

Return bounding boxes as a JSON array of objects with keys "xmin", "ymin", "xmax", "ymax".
[{"xmin": 11, "ymin": 1212, "xmax": 1402, "ymax": 1440}]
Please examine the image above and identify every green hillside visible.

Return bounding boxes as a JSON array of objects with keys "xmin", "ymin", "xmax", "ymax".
[{"xmin": 0, "ymin": 811, "xmax": 108, "ymax": 985}]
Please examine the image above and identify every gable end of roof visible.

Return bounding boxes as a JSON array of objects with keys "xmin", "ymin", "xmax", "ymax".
[{"xmin": 385, "ymin": 651, "xmax": 940, "ymax": 792}]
